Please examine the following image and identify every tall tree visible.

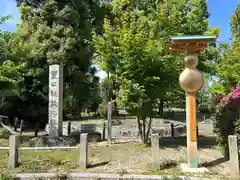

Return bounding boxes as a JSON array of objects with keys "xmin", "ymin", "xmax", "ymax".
[
  {"xmin": 0, "ymin": 0, "xmax": 105, "ymax": 126},
  {"xmin": 91, "ymin": 0, "xmax": 218, "ymax": 143}
]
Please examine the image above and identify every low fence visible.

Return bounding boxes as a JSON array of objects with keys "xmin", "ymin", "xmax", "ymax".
[
  {"xmin": 151, "ymin": 134, "xmax": 240, "ymax": 175},
  {"xmin": 1, "ymin": 132, "xmax": 239, "ymax": 177},
  {"xmin": 0, "ymin": 134, "xmax": 89, "ymax": 170}
]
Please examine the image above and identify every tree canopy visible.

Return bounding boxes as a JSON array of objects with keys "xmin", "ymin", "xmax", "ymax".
[{"xmin": 90, "ymin": 0, "xmax": 218, "ymax": 143}]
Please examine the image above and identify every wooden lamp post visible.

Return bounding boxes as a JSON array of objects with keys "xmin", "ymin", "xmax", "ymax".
[{"xmin": 169, "ymin": 35, "xmax": 216, "ymax": 169}]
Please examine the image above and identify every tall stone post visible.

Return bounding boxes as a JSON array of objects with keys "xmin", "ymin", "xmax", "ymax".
[
  {"xmin": 48, "ymin": 64, "xmax": 63, "ymax": 137},
  {"xmin": 179, "ymin": 55, "xmax": 203, "ymax": 168}
]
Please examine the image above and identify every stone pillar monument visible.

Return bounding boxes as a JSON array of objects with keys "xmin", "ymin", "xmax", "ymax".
[
  {"xmin": 48, "ymin": 64, "xmax": 63, "ymax": 137},
  {"xmin": 179, "ymin": 55, "xmax": 203, "ymax": 168}
]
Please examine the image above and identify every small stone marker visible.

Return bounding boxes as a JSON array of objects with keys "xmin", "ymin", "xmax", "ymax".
[
  {"xmin": 80, "ymin": 133, "xmax": 88, "ymax": 170},
  {"xmin": 48, "ymin": 64, "xmax": 63, "ymax": 137},
  {"xmin": 151, "ymin": 134, "xmax": 160, "ymax": 170},
  {"xmin": 107, "ymin": 101, "xmax": 112, "ymax": 143},
  {"xmin": 8, "ymin": 135, "xmax": 20, "ymax": 168},
  {"xmin": 228, "ymin": 135, "xmax": 240, "ymax": 175}
]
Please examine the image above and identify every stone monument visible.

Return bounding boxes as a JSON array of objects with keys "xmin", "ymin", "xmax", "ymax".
[{"xmin": 48, "ymin": 64, "xmax": 63, "ymax": 137}]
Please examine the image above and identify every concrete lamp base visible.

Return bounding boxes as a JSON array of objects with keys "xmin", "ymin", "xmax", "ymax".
[{"xmin": 180, "ymin": 163, "xmax": 209, "ymax": 173}]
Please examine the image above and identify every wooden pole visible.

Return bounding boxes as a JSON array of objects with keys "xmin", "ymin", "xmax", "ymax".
[{"xmin": 186, "ymin": 92, "xmax": 198, "ymax": 168}]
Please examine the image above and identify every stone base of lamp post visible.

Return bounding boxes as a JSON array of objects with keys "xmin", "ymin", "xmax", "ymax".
[{"xmin": 180, "ymin": 163, "xmax": 209, "ymax": 173}]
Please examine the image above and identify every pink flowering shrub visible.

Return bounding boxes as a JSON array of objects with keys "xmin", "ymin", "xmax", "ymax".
[
  {"xmin": 232, "ymin": 87, "xmax": 240, "ymax": 104},
  {"xmin": 213, "ymin": 87, "xmax": 240, "ymax": 158}
]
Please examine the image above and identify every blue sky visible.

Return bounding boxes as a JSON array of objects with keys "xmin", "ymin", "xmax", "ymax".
[{"xmin": 0, "ymin": 0, "xmax": 239, "ymax": 78}]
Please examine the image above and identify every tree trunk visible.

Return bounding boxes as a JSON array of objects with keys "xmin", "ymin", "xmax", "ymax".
[
  {"xmin": 146, "ymin": 117, "xmax": 152, "ymax": 143},
  {"xmin": 142, "ymin": 118, "xmax": 146, "ymax": 143},
  {"xmin": 137, "ymin": 116, "xmax": 143, "ymax": 142},
  {"xmin": 137, "ymin": 116, "xmax": 152, "ymax": 144}
]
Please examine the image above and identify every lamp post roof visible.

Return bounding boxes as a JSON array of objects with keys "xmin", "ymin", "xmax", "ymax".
[{"xmin": 169, "ymin": 35, "xmax": 216, "ymax": 53}]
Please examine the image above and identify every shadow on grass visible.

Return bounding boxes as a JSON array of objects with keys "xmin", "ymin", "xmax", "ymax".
[
  {"xmin": 159, "ymin": 160, "xmax": 178, "ymax": 170},
  {"xmin": 0, "ymin": 135, "xmax": 7, "ymax": 139},
  {"xmin": 158, "ymin": 135, "xmax": 217, "ymax": 149},
  {"xmin": 87, "ymin": 161, "xmax": 109, "ymax": 168},
  {"xmin": 201, "ymin": 157, "xmax": 228, "ymax": 167}
]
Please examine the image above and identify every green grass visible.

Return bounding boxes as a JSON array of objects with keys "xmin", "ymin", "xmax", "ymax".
[
  {"xmin": 0, "ymin": 128, "xmax": 80, "ymax": 174},
  {"xmin": 0, "ymin": 149, "xmax": 79, "ymax": 174}
]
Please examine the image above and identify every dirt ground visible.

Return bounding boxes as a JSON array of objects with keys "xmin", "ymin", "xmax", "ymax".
[
  {"xmin": 84, "ymin": 138, "xmax": 231, "ymax": 177},
  {"xmin": 78, "ymin": 122, "xmax": 235, "ymax": 179}
]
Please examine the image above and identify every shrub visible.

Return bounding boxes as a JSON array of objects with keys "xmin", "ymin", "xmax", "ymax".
[{"xmin": 213, "ymin": 87, "xmax": 240, "ymax": 158}]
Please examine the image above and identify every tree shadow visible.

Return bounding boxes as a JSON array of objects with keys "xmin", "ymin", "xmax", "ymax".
[
  {"xmin": 158, "ymin": 135, "xmax": 217, "ymax": 149},
  {"xmin": 0, "ymin": 135, "xmax": 7, "ymax": 139},
  {"xmin": 87, "ymin": 161, "xmax": 109, "ymax": 168},
  {"xmin": 200, "ymin": 157, "xmax": 228, "ymax": 167}
]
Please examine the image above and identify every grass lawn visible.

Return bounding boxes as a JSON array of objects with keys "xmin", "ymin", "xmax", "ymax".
[
  {"xmin": 0, "ymin": 149, "xmax": 79, "ymax": 174},
  {"xmin": 0, "ymin": 128, "xmax": 80, "ymax": 174}
]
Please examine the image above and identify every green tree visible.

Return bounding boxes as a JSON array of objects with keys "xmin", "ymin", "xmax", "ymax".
[
  {"xmin": 91, "ymin": 0, "xmax": 217, "ymax": 144},
  {"xmin": 0, "ymin": 0, "xmax": 105, "ymax": 126}
]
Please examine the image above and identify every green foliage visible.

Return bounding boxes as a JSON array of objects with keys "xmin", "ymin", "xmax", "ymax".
[
  {"xmin": 90, "ymin": 0, "xmax": 217, "ymax": 143},
  {"xmin": 213, "ymin": 94, "xmax": 240, "ymax": 157},
  {"xmin": 98, "ymin": 101, "xmax": 107, "ymax": 118},
  {"xmin": 1, "ymin": 0, "xmax": 105, "ymax": 123},
  {"xmin": 209, "ymin": 5, "xmax": 240, "ymax": 157},
  {"xmin": 0, "ymin": 14, "xmax": 12, "ymax": 25},
  {"xmin": 0, "ymin": 0, "xmax": 106, "ymax": 126},
  {"xmin": 100, "ymin": 77, "xmax": 114, "ymax": 102},
  {"xmin": 0, "ymin": 173, "xmax": 14, "ymax": 180}
]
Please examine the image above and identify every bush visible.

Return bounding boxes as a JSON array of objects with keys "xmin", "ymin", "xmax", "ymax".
[
  {"xmin": 213, "ymin": 88, "xmax": 240, "ymax": 158},
  {"xmin": 198, "ymin": 105, "xmax": 211, "ymax": 115}
]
